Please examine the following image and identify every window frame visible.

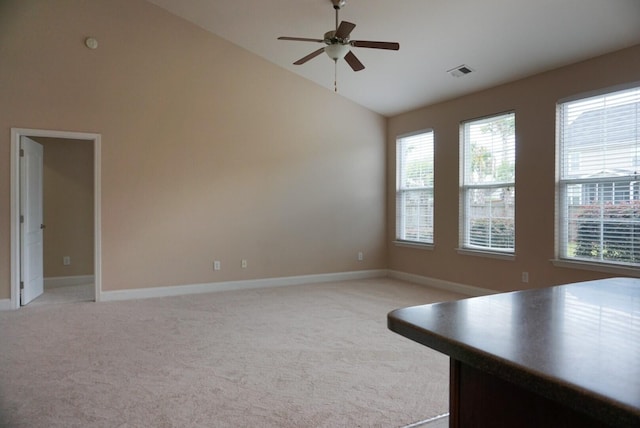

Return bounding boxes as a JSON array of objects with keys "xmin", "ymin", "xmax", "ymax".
[
  {"xmin": 459, "ymin": 111, "xmax": 516, "ymax": 257},
  {"xmin": 395, "ymin": 129, "xmax": 435, "ymax": 247},
  {"xmin": 555, "ymin": 82, "xmax": 640, "ymax": 273}
]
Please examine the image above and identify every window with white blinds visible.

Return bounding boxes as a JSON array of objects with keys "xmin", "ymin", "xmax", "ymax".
[
  {"xmin": 396, "ymin": 131, "xmax": 434, "ymax": 244},
  {"xmin": 558, "ymin": 85, "xmax": 640, "ymax": 267},
  {"xmin": 461, "ymin": 112, "xmax": 516, "ymax": 252}
]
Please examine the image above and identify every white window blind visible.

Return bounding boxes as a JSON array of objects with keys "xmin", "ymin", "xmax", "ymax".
[
  {"xmin": 461, "ymin": 112, "xmax": 516, "ymax": 252},
  {"xmin": 558, "ymin": 85, "xmax": 640, "ymax": 267},
  {"xmin": 396, "ymin": 131, "xmax": 434, "ymax": 244}
]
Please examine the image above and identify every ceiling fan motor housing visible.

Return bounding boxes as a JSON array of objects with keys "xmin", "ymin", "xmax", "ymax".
[{"xmin": 324, "ymin": 30, "xmax": 348, "ymax": 44}]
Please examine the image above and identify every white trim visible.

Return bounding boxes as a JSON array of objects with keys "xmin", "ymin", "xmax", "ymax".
[
  {"xmin": 396, "ymin": 128, "xmax": 435, "ymax": 140},
  {"xmin": 100, "ymin": 270, "xmax": 388, "ymax": 302},
  {"xmin": 9, "ymin": 268, "xmax": 496, "ymax": 306},
  {"xmin": 44, "ymin": 275, "xmax": 95, "ymax": 289},
  {"xmin": 93, "ymin": 135, "xmax": 103, "ymax": 302},
  {"xmin": 10, "ymin": 135, "xmax": 19, "ymax": 309},
  {"xmin": 388, "ymin": 270, "xmax": 496, "ymax": 296},
  {"xmin": 10, "ymin": 128, "xmax": 102, "ymax": 309},
  {"xmin": 551, "ymin": 259, "xmax": 640, "ymax": 278},
  {"xmin": 557, "ymin": 80, "xmax": 640, "ymax": 104},
  {"xmin": 456, "ymin": 247, "xmax": 515, "ymax": 261},
  {"xmin": 393, "ymin": 240, "xmax": 434, "ymax": 250}
]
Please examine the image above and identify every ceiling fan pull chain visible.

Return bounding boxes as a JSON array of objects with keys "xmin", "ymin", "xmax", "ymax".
[{"xmin": 334, "ymin": 60, "xmax": 338, "ymax": 92}]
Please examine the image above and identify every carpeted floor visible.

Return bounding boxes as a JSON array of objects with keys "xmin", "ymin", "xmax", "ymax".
[
  {"xmin": 0, "ymin": 278, "xmax": 463, "ymax": 427},
  {"xmin": 29, "ymin": 283, "xmax": 95, "ymax": 307}
]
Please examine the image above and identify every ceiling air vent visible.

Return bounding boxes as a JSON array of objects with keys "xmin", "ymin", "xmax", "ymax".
[{"xmin": 447, "ymin": 64, "xmax": 474, "ymax": 77}]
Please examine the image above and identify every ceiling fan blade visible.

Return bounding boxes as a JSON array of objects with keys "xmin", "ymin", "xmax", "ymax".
[
  {"xmin": 293, "ymin": 48, "xmax": 325, "ymax": 65},
  {"xmin": 351, "ymin": 40, "xmax": 400, "ymax": 50},
  {"xmin": 335, "ymin": 21, "xmax": 356, "ymax": 39},
  {"xmin": 344, "ymin": 50, "xmax": 365, "ymax": 72},
  {"xmin": 278, "ymin": 36, "xmax": 324, "ymax": 43}
]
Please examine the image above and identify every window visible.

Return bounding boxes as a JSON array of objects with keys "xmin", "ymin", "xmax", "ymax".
[
  {"xmin": 558, "ymin": 85, "xmax": 640, "ymax": 267},
  {"xmin": 461, "ymin": 112, "xmax": 516, "ymax": 253},
  {"xmin": 396, "ymin": 131, "xmax": 434, "ymax": 244}
]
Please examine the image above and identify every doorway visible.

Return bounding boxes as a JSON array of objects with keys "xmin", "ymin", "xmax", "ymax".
[{"xmin": 10, "ymin": 128, "xmax": 102, "ymax": 309}]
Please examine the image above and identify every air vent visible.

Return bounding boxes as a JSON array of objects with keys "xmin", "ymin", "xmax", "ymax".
[{"xmin": 447, "ymin": 64, "xmax": 474, "ymax": 77}]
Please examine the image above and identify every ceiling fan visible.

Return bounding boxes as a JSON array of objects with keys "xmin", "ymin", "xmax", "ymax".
[{"xmin": 278, "ymin": 0, "xmax": 399, "ymax": 75}]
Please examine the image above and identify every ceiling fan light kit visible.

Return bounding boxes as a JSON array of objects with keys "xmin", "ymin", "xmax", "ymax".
[
  {"xmin": 324, "ymin": 43, "xmax": 350, "ymax": 60},
  {"xmin": 278, "ymin": 0, "xmax": 399, "ymax": 90}
]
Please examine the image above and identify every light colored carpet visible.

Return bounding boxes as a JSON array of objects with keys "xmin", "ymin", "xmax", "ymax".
[
  {"xmin": 29, "ymin": 284, "xmax": 95, "ymax": 306},
  {"xmin": 0, "ymin": 278, "xmax": 463, "ymax": 427}
]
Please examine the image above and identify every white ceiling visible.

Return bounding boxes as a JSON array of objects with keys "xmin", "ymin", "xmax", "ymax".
[{"xmin": 146, "ymin": 0, "xmax": 640, "ymax": 117}]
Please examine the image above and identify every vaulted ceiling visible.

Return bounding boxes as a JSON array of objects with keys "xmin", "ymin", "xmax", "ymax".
[{"xmin": 146, "ymin": 0, "xmax": 640, "ymax": 117}]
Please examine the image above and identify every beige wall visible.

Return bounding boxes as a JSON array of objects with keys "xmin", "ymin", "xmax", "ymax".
[
  {"xmin": 387, "ymin": 44, "xmax": 640, "ymax": 293},
  {"xmin": 0, "ymin": 0, "xmax": 387, "ymax": 298},
  {"xmin": 2, "ymin": 1, "xmax": 637, "ymax": 301},
  {"xmin": 33, "ymin": 137, "xmax": 94, "ymax": 278}
]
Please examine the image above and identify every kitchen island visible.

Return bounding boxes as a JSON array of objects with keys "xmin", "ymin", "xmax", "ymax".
[{"xmin": 387, "ymin": 278, "xmax": 640, "ymax": 427}]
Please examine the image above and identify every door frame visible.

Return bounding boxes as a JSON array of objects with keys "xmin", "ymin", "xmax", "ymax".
[{"xmin": 10, "ymin": 128, "xmax": 102, "ymax": 309}]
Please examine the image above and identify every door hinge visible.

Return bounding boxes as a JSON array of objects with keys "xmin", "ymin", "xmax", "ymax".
[
  {"xmin": 20, "ymin": 281, "xmax": 24, "ymax": 290},
  {"xmin": 19, "ymin": 148, "xmax": 24, "ymax": 157},
  {"xmin": 20, "ymin": 215, "xmax": 24, "ymax": 224}
]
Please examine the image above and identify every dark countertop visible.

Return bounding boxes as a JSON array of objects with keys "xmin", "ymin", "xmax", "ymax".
[{"xmin": 388, "ymin": 277, "xmax": 640, "ymax": 427}]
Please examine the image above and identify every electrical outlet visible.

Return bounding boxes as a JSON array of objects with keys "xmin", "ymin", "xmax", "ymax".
[
  {"xmin": 213, "ymin": 260, "xmax": 221, "ymax": 271},
  {"xmin": 63, "ymin": 256, "xmax": 71, "ymax": 266},
  {"xmin": 241, "ymin": 259, "xmax": 247, "ymax": 269},
  {"xmin": 357, "ymin": 251, "xmax": 363, "ymax": 261},
  {"xmin": 521, "ymin": 272, "xmax": 529, "ymax": 283}
]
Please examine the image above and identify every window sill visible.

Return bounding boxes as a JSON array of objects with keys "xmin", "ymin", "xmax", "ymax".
[
  {"xmin": 456, "ymin": 248, "xmax": 515, "ymax": 261},
  {"xmin": 393, "ymin": 240, "xmax": 434, "ymax": 251},
  {"xmin": 551, "ymin": 259, "xmax": 640, "ymax": 278}
]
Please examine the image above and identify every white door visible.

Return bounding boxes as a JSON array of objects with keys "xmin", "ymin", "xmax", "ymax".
[{"xmin": 20, "ymin": 137, "xmax": 44, "ymax": 305}]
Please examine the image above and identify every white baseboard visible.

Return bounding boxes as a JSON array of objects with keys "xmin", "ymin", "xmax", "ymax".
[
  {"xmin": 45, "ymin": 275, "xmax": 95, "ymax": 289},
  {"xmin": 0, "ymin": 299, "xmax": 13, "ymax": 311},
  {"xmin": 5, "ymin": 269, "xmax": 490, "ymax": 309},
  {"xmin": 387, "ymin": 270, "xmax": 496, "ymax": 297},
  {"xmin": 100, "ymin": 269, "xmax": 388, "ymax": 302}
]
